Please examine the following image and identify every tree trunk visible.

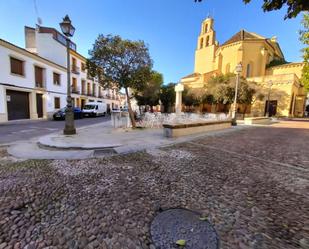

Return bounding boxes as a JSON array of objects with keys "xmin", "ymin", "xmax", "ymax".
[{"xmin": 125, "ymin": 87, "xmax": 136, "ymax": 128}]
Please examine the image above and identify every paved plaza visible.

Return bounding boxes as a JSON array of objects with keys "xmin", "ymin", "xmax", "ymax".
[{"xmin": 0, "ymin": 121, "xmax": 308, "ymax": 249}]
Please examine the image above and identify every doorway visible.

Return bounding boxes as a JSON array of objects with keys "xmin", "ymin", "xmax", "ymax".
[
  {"xmin": 36, "ymin": 93, "xmax": 43, "ymax": 118},
  {"xmin": 265, "ymin": 100, "xmax": 277, "ymax": 117}
]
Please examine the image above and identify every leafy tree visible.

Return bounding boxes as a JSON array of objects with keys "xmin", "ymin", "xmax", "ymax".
[
  {"xmin": 299, "ymin": 13, "xmax": 309, "ymax": 92},
  {"xmin": 201, "ymin": 93, "xmax": 214, "ymax": 105},
  {"xmin": 182, "ymin": 87, "xmax": 196, "ymax": 107},
  {"xmin": 134, "ymin": 71, "xmax": 163, "ymax": 112},
  {"xmin": 194, "ymin": 0, "xmax": 309, "ymax": 19},
  {"xmin": 206, "ymin": 74, "xmax": 264, "ymax": 114},
  {"xmin": 160, "ymin": 83, "xmax": 176, "ymax": 113},
  {"xmin": 88, "ymin": 34, "xmax": 152, "ymax": 128}
]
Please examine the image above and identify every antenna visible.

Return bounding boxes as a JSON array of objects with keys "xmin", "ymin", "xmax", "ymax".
[{"xmin": 33, "ymin": 0, "xmax": 42, "ymax": 25}]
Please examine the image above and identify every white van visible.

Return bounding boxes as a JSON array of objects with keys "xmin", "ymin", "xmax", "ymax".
[{"xmin": 82, "ymin": 102, "xmax": 107, "ymax": 117}]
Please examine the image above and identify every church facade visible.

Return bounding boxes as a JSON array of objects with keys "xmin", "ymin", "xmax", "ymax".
[{"xmin": 181, "ymin": 17, "xmax": 306, "ymax": 117}]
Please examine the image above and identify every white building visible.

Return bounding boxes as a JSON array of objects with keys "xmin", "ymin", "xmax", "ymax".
[{"xmin": 0, "ymin": 25, "xmax": 121, "ymax": 122}]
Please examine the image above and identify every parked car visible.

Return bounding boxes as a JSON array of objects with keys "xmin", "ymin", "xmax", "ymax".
[
  {"xmin": 53, "ymin": 107, "xmax": 83, "ymax": 120},
  {"xmin": 82, "ymin": 102, "xmax": 107, "ymax": 117}
]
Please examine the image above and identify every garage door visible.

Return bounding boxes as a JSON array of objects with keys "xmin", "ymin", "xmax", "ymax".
[{"xmin": 6, "ymin": 90, "xmax": 30, "ymax": 120}]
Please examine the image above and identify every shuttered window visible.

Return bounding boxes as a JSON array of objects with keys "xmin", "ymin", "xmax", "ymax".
[
  {"xmin": 53, "ymin": 73, "xmax": 61, "ymax": 85},
  {"xmin": 10, "ymin": 57, "xmax": 24, "ymax": 76},
  {"xmin": 54, "ymin": 97, "xmax": 60, "ymax": 109},
  {"xmin": 81, "ymin": 62, "xmax": 86, "ymax": 72},
  {"xmin": 35, "ymin": 66, "xmax": 44, "ymax": 87}
]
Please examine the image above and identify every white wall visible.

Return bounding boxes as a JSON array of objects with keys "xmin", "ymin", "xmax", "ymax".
[
  {"xmin": 36, "ymin": 32, "xmax": 67, "ymax": 67},
  {"xmin": 0, "ymin": 44, "xmax": 66, "ymax": 91}
]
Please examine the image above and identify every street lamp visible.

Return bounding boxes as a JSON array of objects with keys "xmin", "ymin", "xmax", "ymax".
[
  {"xmin": 232, "ymin": 63, "xmax": 242, "ymax": 126},
  {"xmin": 60, "ymin": 15, "xmax": 76, "ymax": 135},
  {"xmin": 266, "ymin": 80, "xmax": 273, "ymax": 117}
]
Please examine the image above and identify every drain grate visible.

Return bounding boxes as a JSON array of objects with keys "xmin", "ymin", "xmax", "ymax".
[{"xmin": 150, "ymin": 208, "xmax": 219, "ymax": 249}]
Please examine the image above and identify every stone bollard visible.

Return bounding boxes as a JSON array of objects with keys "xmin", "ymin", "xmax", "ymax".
[
  {"xmin": 111, "ymin": 110, "xmax": 122, "ymax": 128},
  {"xmin": 121, "ymin": 111, "xmax": 131, "ymax": 128},
  {"xmin": 111, "ymin": 110, "xmax": 131, "ymax": 128}
]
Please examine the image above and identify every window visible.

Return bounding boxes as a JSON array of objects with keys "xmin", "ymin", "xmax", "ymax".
[
  {"xmin": 246, "ymin": 64, "xmax": 251, "ymax": 78},
  {"xmin": 10, "ymin": 57, "xmax": 24, "ymax": 76},
  {"xmin": 72, "ymin": 57, "xmax": 76, "ymax": 67},
  {"xmin": 206, "ymin": 36, "xmax": 210, "ymax": 47},
  {"xmin": 93, "ymin": 83, "xmax": 96, "ymax": 96},
  {"xmin": 200, "ymin": 38, "xmax": 204, "ymax": 49},
  {"xmin": 53, "ymin": 72, "xmax": 61, "ymax": 85},
  {"xmin": 205, "ymin": 24, "xmax": 208, "ymax": 33},
  {"xmin": 81, "ymin": 80, "xmax": 86, "ymax": 94},
  {"xmin": 81, "ymin": 62, "xmax": 86, "ymax": 72},
  {"xmin": 34, "ymin": 66, "xmax": 44, "ymax": 87},
  {"xmin": 54, "ymin": 97, "xmax": 60, "ymax": 109}
]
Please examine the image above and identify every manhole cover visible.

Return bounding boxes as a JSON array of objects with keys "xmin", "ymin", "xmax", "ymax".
[{"xmin": 150, "ymin": 208, "xmax": 219, "ymax": 249}]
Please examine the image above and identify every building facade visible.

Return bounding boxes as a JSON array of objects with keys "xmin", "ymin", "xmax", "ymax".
[
  {"xmin": 0, "ymin": 25, "xmax": 121, "ymax": 122},
  {"xmin": 181, "ymin": 17, "xmax": 306, "ymax": 117}
]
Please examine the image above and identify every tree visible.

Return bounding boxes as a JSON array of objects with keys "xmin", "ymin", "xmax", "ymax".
[
  {"xmin": 134, "ymin": 71, "xmax": 163, "ymax": 112},
  {"xmin": 194, "ymin": 0, "xmax": 309, "ymax": 19},
  {"xmin": 88, "ymin": 34, "xmax": 152, "ymax": 128},
  {"xmin": 160, "ymin": 83, "xmax": 176, "ymax": 113},
  {"xmin": 206, "ymin": 73, "xmax": 264, "ymax": 114},
  {"xmin": 182, "ymin": 87, "xmax": 201, "ymax": 110},
  {"xmin": 299, "ymin": 13, "xmax": 309, "ymax": 92}
]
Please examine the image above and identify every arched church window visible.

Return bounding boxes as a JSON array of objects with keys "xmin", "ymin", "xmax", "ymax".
[
  {"xmin": 206, "ymin": 36, "xmax": 210, "ymax": 46},
  {"xmin": 246, "ymin": 63, "xmax": 251, "ymax": 77},
  {"xmin": 200, "ymin": 38, "xmax": 204, "ymax": 49},
  {"xmin": 225, "ymin": 63, "xmax": 230, "ymax": 74}
]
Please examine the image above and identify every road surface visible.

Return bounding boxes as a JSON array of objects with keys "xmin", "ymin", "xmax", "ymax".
[{"xmin": 0, "ymin": 116, "xmax": 110, "ymax": 145}]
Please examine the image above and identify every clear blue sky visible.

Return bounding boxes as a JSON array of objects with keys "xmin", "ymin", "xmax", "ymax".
[{"xmin": 0, "ymin": 0, "xmax": 305, "ymax": 84}]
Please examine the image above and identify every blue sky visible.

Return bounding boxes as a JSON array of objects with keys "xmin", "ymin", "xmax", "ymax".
[{"xmin": 0, "ymin": 0, "xmax": 305, "ymax": 84}]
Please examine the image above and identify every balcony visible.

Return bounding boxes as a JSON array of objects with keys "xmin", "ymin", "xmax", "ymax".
[
  {"xmin": 35, "ymin": 82, "xmax": 45, "ymax": 89},
  {"xmin": 71, "ymin": 86, "xmax": 80, "ymax": 94},
  {"xmin": 71, "ymin": 65, "xmax": 80, "ymax": 74}
]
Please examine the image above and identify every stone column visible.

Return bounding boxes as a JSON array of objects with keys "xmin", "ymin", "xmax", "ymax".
[
  {"xmin": 29, "ymin": 91, "xmax": 38, "ymax": 120},
  {"xmin": 175, "ymin": 83, "xmax": 184, "ymax": 114}
]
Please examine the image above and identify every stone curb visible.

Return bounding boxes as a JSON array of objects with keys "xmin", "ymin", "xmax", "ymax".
[{"xmin": 38, "ymin": 135, "xmax": 122, "ymax": 150}]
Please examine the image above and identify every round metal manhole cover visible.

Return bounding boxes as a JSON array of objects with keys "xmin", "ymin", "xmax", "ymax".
[{"xmin": 150, "ymin": 208, "xmax": 219, "ymax": 249}]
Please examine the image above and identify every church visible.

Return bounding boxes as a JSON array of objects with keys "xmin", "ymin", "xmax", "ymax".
[{"xmin": 181, "ymin": 17, "xmax": 306, "ymax": 117}]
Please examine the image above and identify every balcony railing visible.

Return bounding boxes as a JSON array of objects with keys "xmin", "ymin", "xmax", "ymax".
[
  {"xmin": 71, "ymin": 87, "xmax": 80, "ymax": 94},
  {"xmin": 71, "ymin": 65, "xmax": 80, "ymax": 74},
  {"xmin": 35, "ymin": 82, "xmax": 45, "ymax": 88}
]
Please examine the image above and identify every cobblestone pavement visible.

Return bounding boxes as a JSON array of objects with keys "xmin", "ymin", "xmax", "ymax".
[{"xmin": 0, "ymin": 121, "xmax": 308, "ymax": 249}]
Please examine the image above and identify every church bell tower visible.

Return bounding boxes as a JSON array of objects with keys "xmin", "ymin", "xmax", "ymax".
[{"xmin": 194, "ymin": 17, "xmax": 217, "ymax": 74}]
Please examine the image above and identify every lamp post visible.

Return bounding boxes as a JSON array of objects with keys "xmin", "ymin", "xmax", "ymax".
[
  {"xmin": 266, "ymin": 80, "xmax": 273, "ymax": 117},
  {"xmin": 60, "ymin": 15, "xmax": 76, "ymax": 135},
  {"xmin": 232, "ymin": 63, "xmax": 242, "ymax": 126}
]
